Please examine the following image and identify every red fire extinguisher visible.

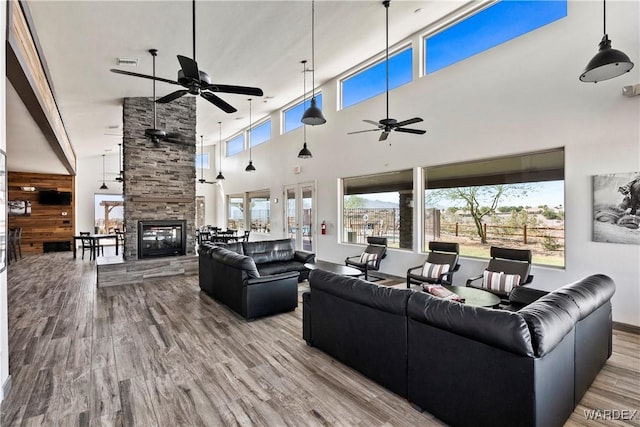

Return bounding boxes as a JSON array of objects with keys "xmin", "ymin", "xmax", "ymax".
[{"xmin": 321, "ymin": 220, "xmax": 327, "ymax": 235}]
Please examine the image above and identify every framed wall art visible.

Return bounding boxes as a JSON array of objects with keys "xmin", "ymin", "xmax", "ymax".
[{"xmin": 593, "ymin": 172, "xmax": 640, "ymax": 244}]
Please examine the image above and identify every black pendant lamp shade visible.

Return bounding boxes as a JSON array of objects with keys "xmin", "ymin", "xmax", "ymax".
[
  {"xmin": 301, "ymin": 0, "xmax": 326, "ymax": 125},
  {"xmin": 216, "ymin": 121, "xmax": 225, "ymax": 181},
  {"xmin": 99, "ymin": 154, "xmax": 109, "ymax": 190},
  {"xmin": 298, "ymin": 143, "xmax": 313, "ymax": 159},
  {"xmin": 580, "ymin": 0, "xmax": 634, "ymax": 82},
  {"xmin": 245, "ymin": 99, "xmax": 256, "ymax": 172},
  {"xmin": 298, "ymin": 60, "xmax": 313, "ymax": 159}
]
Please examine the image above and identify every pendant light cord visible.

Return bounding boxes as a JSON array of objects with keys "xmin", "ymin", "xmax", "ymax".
[
  {"xmin": 603, "ymin": 0, "xmax": 606, "ymax": 35},
  {"xmin": 248, "ymin": 98, "xmax": 252, "ymax": 161},
  {"xmin": 311, "ymin": 0, "xmax": 316, "ymax": 99},
  {"xmin": 302, "ymin": 60, "xmax": 307, "ymax": 142},
  {"xmin": 192, "ymin": 0, "xmax": 196, "ymax": 61},
  {"xmin": 102, "ymin": 155, "xmax": 106, "ymax": 183},
  {"xmin": 218, "ymin": 121, "xmax": 222, "ymax": 172},
  {"xmin": 385, "ymin": 0, "xmax": 390, "ymax": 120},
  {"xmin": 152, "ymin": 51, "xmax": 157, "ymax": 129},
  {"xmin": 199, "ymin": 135, "xmax": 204, "ymax": 181}
]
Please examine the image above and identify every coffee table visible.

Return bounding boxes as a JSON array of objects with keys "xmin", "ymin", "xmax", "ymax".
[
  {"xmin": 443, "ymin": 285, "xmax": 501, "ymax": 308},
  {"xmin": 304, "ymin": 261, "xmax": 362, "ymax": 277}
]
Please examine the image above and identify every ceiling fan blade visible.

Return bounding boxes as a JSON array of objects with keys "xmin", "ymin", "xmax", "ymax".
[
  {"xmin": 156, "ymin": 90, "xmax": 189, "ymax": 103},
  {"xmin": 204, "ymin": 84, "xmax": 264, "ymax": 97},
  {"xmin": 347, "ymin": 129, "xmax": 381, "ymax": 135},
  {"xmin": 177, "ymin": 55, "xmax": 200, "ymax": 81},
  {"xmin": 201, "ymin": 92, "xmax": 237, "ymax": 113},
  {"xmin": 395, "ymin": 117, "xmax": 424, "ymax": 127},
  {"xmin": 395, "ymin": 127, "xmax": 426, "ymax": 135},
  {"xmin": 363, "ymin": 119, "xmax": 382, "ymax": 127},
  {"xmin": 379, "ymin": 131, "xmax": 390, "ymax": 141},
  {"xmin": 110, "ymin": 69, "xmax": 178, "ymax": 85}
]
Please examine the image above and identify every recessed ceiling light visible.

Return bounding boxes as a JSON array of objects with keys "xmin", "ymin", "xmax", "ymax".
[{"xmin": 116, "ymin": 58, "xmax": 138, "ymax": 66}]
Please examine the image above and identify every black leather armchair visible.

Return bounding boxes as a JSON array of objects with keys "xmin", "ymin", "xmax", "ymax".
[
  {"xmin": 345, "ymin": 236, "xmax": 387, "ymax": 281},
  {"xmin": 406, "ymin": 241, "xmax": 460, "ymax": 288},
  {"xmin": 466, "ymin": 246, "xmax": 534, "ymax": 303}
]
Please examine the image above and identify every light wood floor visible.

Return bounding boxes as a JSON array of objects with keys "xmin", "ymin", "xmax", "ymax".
[{"xmin": 1, "ymin": 253, "xmax": 638, "ymax": 426}]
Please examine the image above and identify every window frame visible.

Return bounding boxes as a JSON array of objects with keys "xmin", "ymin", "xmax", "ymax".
[
  {"xmin": 339, "ymin": 44, "xmax": 413, "ymax": 110},
  {"xmin": 282, "ymin": 92, "xmax": 323, "ymax": 134}
]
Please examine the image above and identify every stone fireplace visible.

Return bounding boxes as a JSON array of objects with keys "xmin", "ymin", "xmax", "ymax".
[
  {"xmin": 137, "ymin": 220, "xmax": 187, "ymax": 259},
  {"xmin": 122, "ymin": 96, "xmax": 196, "ymax": 260}
]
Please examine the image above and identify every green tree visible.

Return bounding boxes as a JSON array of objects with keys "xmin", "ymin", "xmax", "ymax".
[
  {"xmin": 427, "ymin": 184, "xmax": 531, "ymax": 244},
  {"xmin": 344, "ymin": 195, "xmax": 367, "ymax": 209}
]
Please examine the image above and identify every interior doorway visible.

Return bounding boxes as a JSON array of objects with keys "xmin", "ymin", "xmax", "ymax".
[
  {"xmin": 285, "ymin": 182, "xmax": 315, "ymax": 252},
  {"xmin": 94, "ymin": 194, "xmax": 123, "ymax": 234}
]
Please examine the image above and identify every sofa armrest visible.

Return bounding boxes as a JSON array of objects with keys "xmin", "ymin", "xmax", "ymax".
[
  {"xmin": 247, "ymin": 271, "xmax": 300, "ymax": 286},
  {"xmin": 509, "ymin": 286, "xmax": 548, "ymax": 307},
  {"xmin": 302, "ymin": 291, "xmax": 311, "ymax": 344},
  {"xmin": 294, "ymin": 250, "xmax": 315, "ymax": 263}
]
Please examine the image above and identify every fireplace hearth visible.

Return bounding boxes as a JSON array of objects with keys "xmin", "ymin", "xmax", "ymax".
[{"xmin": 138, "ymin": 220, "xmax": 187, "ymax": 259}]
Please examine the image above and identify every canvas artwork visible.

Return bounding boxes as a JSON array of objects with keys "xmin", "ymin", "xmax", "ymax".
[
  {"xmin": 8, "ymin": 200, "xmax": 32, "ymax": 216},
  {"xmin": 593, "ymin": 172, "xmax": 640, "ymax": 244}
]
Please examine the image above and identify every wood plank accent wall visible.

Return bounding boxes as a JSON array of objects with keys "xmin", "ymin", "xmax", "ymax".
[{"xmin": 8, "ymin": 172, "xmax": 75, "ymax": 254}]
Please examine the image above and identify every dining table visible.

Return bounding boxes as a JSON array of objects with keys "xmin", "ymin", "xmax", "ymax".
[{"xmin": 73, "ymin": 234, "xmax": 118, "ymax": 259}]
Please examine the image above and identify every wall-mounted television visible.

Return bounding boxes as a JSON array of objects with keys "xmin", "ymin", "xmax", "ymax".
[{"xmin": 38, "ymin": 190, "xmax": 72, "ymax": 205}]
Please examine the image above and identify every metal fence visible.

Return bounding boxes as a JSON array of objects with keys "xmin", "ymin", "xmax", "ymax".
[{"xmin": 343, "ymin": 208, "xmax": 400, "ymax": 245}]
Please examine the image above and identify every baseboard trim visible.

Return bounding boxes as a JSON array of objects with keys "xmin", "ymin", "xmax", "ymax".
[
  {"xmin": 613, "ymin": 321, "xmax": 640, "ymax": 335},
  {"xmin": 1, "ymin": 375, "xmax": 12, "ymax": 401}
]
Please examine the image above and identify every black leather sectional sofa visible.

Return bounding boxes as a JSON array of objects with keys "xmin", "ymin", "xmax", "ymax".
[
  {"xmin": 303, "ymin": 269, "xmax": 615, "ymax": 427},
  {"xmin": 199, "ymin": 239, "xmax": 315, "ymax": 320}
]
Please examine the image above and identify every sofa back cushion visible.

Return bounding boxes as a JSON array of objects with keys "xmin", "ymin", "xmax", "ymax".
[
  {"xmin": 242, "ymin": 239, "xmax": 295, "ymax": 264},
  {"xmin": 310, "ymin": 269, "xmax": 411, "ymax": 316},
  {"xmin": 553, "ymin": 274, "xmax": 615, "ymax": 320},
  {"xmin": 210, "ymin": 246, "xmax": 260, "ymax": 278},
  {"xmin": 517, "ymin": 294, "xmax": 577, "ymax": 357},
  {"xmin": 407, "ymin": 291, "xmax": 534, "ymax": 357},
  {"xmin": 215, "ymin": 241, "xmax": 244, "ymax": 255}
]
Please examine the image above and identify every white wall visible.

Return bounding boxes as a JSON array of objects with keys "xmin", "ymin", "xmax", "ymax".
[
  {"xmin": 217, "ymin": 1, "xmax": 640, "ymax": 326},
  {"xmin": 74, "ymin": 2, "xmax": 640, "ymax": 326},
  {"xmin": 1, "ymin": 0, "xmax": 11, "ymax": 402},
  {"xmin": 75, "ymin": 153, "xmax": 123, "ymax": 235}
]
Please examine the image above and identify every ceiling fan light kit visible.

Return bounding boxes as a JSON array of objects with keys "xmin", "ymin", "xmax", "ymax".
[
  {"xmin": 347, "ymin": 0, "xmax": 426, "ymax": 142},
  {"xmin": 579, "ymin": 0, "xmax": 634, "ymax": 82},
  {"xmin": 301, "ymin": 0, "xmax": 326, "ymax": 126}
]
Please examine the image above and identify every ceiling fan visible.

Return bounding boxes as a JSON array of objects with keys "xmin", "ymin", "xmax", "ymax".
[
  {"xmin": 198, "ymin": 135, "xmax": 215, "ymax": 184},
  {"xmin": 110, "ymin": 0, "xmax": 263, "ymax": 113},
  {"xmin": 348, "ymin": 0, "xmax": 426, "ymax": 142}
]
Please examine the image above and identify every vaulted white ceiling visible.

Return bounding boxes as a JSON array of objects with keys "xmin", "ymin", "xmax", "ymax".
[{"xmin": 7, "ymin": 0, "xmax": 473, "ymax": 173}]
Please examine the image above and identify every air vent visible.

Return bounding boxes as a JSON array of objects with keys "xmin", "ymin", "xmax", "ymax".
[{"xmin": 116, "ymin": 58, "xmax": 138, "ymax": 66}]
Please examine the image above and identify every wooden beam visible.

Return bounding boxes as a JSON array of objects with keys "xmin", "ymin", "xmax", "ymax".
[{"xmin": 6, "ymin": 0, "xmax": 76, "ymax": 175}]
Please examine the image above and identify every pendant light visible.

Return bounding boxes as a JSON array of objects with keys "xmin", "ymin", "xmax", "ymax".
[
  {"xmin": 298, "ymin": 60, "xmax": 313, "ymax": 159},
  {"xmin": 115, "ymin": 143, "xmax": 123, "ymax": 183},
  {"xmin": 99, "ymin": 154, "xmax": 109, "ymax": 190},
  {"xmin": 216, "ymin": 121, "xmax": 225, "ymax": 181},
  {"xmin": 245, "ymin": 98, "xmax": 256, "ymax": 172},
  {"xmin": 579, "ymin": 0, "xmax": 634, "ymax": 82},
  {"xmin": 301, "ymin": 0, "xmax": 326, "ymax": 125}
]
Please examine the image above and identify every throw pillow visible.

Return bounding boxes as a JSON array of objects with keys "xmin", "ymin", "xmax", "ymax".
[
  {"xmin": 421, "ymin": 262, "xmax": 451, "ymax": 279},
  {"xmin": 359, "ymin": 251, "xmax": 378, "ymax": 267},
  {"xmin": 423, "ymin": 284, "xmax": 464, "ymax": 302},
  {"xmin": 481, "ymin": 271, "xmax": 521, "ymax": 293}
]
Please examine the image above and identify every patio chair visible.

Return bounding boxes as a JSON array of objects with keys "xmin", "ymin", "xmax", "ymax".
[
  {"xmin": 466, "ymin": 246, "xmax": 534, "ymax": 304},
  {"xmin": 345, "ymin": 236, "xmax": 387, "ymax": 281},
  {"xmin": 406, "ymin": 241, "xmax": 460, "ymax": 288}
]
